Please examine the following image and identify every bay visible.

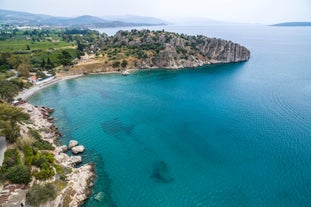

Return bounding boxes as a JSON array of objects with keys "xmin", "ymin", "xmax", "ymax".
[{"xmin": 30, "ymin": 24, "xmax": 311, "ymax": 207}]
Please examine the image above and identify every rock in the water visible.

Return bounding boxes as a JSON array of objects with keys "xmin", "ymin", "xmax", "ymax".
[
  {"xmin": 150, "ymin": 160, "xmax": 174, "ymax": 183},
  {"xmin": 71, "ymin": 145, "xmax": 85, "ymax": 154},
  {"xmin": 68, "ymin": 140, "xmax": 78, "ymax": 149},
  {"xmin": 94, "ymin": 192, "xmax": 104, "ymax": 201}
]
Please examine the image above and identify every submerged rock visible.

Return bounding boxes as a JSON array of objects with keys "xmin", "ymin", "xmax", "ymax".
[
  {"xmin": 150, "ymin": 160, "xmax": 174, "ymax": 183},
  {"xmin": 94, "ymin": 191, "xmax": 104, "ymax": 202},
  {"xmin": 101, "ymin": 118, "xmax": 134, "ymax": 136}
]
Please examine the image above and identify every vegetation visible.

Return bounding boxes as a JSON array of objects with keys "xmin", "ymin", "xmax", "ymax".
[
  {"xmin": 0, "ymin": 148, "xmax": 31, "ymax": 184},
  {"xmin": 29, "ymin": 128, "xmax": 55, "ymax": 150},
  {"xmin": 0, "ymin": 103, "xmax": 30, "ymax": 143},
  {"xmin": 0, "ymin": 28, "xmax": 104, "ymax": 203},
  {"xmin": 6, "ymin": 165, "xmax": 31, "ymax": 184},
  {"xmin": 0, "ymin": 148, "xmax": 22, "ymax": 172},
  {"xmin": 0, "ymin": 28, "xmax": 100, "ymax": 76},
  {"xmin": 26, "ymin": 183, "xmax": 57, "ymax": 207}
]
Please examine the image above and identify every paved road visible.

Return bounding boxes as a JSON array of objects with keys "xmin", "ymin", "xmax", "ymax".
[{"xmin": 0, "ymin": 136, "xmax": 7, "ymax": 166}]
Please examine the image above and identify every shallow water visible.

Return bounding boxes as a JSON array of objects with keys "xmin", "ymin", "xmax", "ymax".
[{"xmin": 30, "ymin": 25, "xmax": 311, "ymax": 207}]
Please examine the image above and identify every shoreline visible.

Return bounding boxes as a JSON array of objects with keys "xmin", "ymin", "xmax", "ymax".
[
  {"xmin": 16, "ymin": 74, "xmax": 83, "ymax": 101},
  {"xmin": 16, "ymin": 69, "xmax": 132, "ymax": 101},
  {"xmin": 1, "ymin": 103, "xmax": 95, "ymax": 206}
]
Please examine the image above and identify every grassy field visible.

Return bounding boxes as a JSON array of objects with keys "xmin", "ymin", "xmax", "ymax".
[{"xmin": 0, "ymin": 38, "xmax": 73, "ymax": 53}]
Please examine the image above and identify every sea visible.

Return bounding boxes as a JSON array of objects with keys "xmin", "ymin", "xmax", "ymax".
[{"xmin": 29, "ymin": 24, "xmax": 311, "ymax": 207}]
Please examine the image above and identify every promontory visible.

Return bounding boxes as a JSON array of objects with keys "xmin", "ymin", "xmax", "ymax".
[{"xmin": 72, "ymin": 29, "xmax": 250, "ymax": 73}]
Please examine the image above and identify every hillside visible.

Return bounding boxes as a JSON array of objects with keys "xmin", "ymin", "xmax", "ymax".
[
  {"xmin": 73, "ymin": 30, "xmax": 250, "ymax": 72},
  {"xmin": 0, "ymin": 9, "xmax": 166, "ymax": 27}
]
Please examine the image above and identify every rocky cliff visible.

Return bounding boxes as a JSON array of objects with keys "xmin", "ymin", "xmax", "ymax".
[{"xmin": 92, "ymin": 30, "xmax": 250, "ymax": 70}]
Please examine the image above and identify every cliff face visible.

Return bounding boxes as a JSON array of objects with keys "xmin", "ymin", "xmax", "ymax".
[{"xmin": 95, "ymin": 30, "xmax": 250, "ymax": 69}]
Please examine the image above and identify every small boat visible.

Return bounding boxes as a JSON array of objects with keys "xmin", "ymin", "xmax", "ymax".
[{"xmin": 121, "ymin": 70, "xmax": 129, "ymax": 76}]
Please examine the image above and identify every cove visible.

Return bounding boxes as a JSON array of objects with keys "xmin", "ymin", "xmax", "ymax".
[{"xmin": 29, "ymin": 25, "xmax": 311, "ymax": 207}]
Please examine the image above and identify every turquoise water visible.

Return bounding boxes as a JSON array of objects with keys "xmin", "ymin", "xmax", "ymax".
[{"xmin": 30, "ymin": 25, "xmax": 311, "ymax": 207}]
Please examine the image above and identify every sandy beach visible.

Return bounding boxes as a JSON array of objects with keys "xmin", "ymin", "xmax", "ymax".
[{"xmin": 16, "ymin": 74, "xmax": 83, "ymax": 101}]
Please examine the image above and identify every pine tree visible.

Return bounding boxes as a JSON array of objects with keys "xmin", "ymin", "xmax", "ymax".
[{"xmin": 41, "ymin": 58, "xmax": 46, "ymax": 68}]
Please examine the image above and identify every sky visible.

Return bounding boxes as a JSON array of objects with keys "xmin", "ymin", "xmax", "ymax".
[{"xmin": 1, "ymin": 0, "xmax": 311, "ymax": 24}]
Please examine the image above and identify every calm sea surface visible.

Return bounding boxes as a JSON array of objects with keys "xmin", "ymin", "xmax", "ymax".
[{"xmin": 30, "ymin": 25, "xmax": 311, "ymax": 207}]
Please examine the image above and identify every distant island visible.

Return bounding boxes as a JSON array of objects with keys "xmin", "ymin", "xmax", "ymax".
[
  {"xmin": 0, "ymin": 9, "xmax": 166, "ymax": 28},
  {"xmin": 270, "ymin": 22, "xmax": 311, "ymax": 27}
]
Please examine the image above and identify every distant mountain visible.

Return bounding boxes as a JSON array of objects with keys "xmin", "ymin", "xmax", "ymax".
[
  {"xmin": 0, "ymin": 9, "xmax": 166, "ymax": 27},
  {"xmin": 66, "ymin": 15, "xmax": 109, "ymax": 25},
  {"xmin": 271, "ymin": 22, "xmax": 311, "ymax": 27},
  {"xmin": 101, "ymin": 15, "xmax": 167, "ymax": 25}
]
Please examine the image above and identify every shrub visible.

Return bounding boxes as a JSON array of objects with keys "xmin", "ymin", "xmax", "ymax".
[
  {"xmin": 53, "ymin": 164, "xmax": 63, "ymax": 174},
  {"xmin": 16, "ymin": 136, "xmax": 35, "ymax": 149},
  {"xmin": 0, "ymin": 148, "xmax": 22, "ymax": 172},
  {"xmin": 33, "ymin": 163, "xmax": 55, "ymax": 180},
  {"xmin": 41, "ymin": 152, "xmax": 54, "ymax": 163},
  {"xmin": 29, "ymin": 128, "xmax": 54, "ymax": 150},
  {"xmin": 28, "ymin": 128, "xmax": 42, "ymax": 140},
  {"xmin": 26, "ymin": 183, "xmax": 57, "ymax": 207},
  {"xmin": 32, "ymin": 140, "xmax": 55, "ymax": 150},
  {"xmin": 23, "ymin": 146, "xmax": 34, "ymax": 166},
  {"xmin": 6, "ymin": 165, "xmax": 31, "ymax": 184}
]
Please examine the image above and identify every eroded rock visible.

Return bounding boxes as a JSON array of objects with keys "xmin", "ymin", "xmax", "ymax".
[
  {"xmin": 68, "ymin": 140, "xmax": 78, "ymax": 149},
  {"xmin": 71, "ymin": 145, "xmax": 85, "ymax": 154}
]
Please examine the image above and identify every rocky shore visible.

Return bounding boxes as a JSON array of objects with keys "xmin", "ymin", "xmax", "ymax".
[{"xmin": 1, "ymin": 103, "xmax": 95, "ymax": 207}]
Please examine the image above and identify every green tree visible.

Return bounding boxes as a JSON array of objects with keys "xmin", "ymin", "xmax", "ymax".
[
  {"xmin": 17, "ymin": 63, "xmax": 30, "ymax": 77},
  {"xmin": 7, "ymin": 55, "xmax": 29, "ymax": 70},
  {"xmin": 0, "ymin": 80, "xmax": 18, "ymax": 103},
  {"xmin": 36, "ymin": 70, "xmax": 47, "ymax": 79},
  {"xmin": 0, "ymin": 53, "xmax": 11, "ymax": 72},
  {"xmin": 26, "ymin": 45, "xmax": 31, "ymax": 50},
  {"xmin": 45, "ymin": 57, "xmax": 54, "ymax": 69},
  {"xmin": 121, "ymin": 59, "xmax": 128, "ymax": 68},
  {"xmin": 77, "ymin": 40, "xmax": 85, "ymax": 52},
  {"xmin": 58, "ymin": 50, "xmax": 73, "ymax": 66},
  {"xmin": 0, "ymin": 103, "xmax": 30, "ymax": 143},
  {"xmin": 112, "ymin": 61, "xmax": 120, "ymax": 69},
  {"xmin": 40, "ymin": 58, "xmax": 46, "ymax": 68}
]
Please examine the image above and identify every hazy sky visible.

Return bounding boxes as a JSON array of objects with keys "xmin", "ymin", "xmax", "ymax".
[{"xmin": 1, "ymin": 0, "xmax": 311, "ymax": 24}]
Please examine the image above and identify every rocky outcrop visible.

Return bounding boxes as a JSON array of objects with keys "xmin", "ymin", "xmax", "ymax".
[
  {"xmin": 46, "ymin": 164, "xmax": 95, "ymax": 207},
  {"xmin": 13, "ymin": 103, "xmax": 95, "ymax": 207},
  {"xmin": 68, "ymin": 140, "xmax": 78, "ymax": 149},
  {"xmin": 96, "ymin": 30, "xmax": 250, "ymax": 70},
  {"xmin": 54, "ymin": 152, "xmax": 82, "ymax": 166},
  {"xmin": 71, "ymin": 145, "xmax": 85, "ymax": 154}
]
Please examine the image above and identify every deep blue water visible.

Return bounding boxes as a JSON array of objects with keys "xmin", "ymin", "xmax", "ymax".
[{"xmin": 30, "ymin": 25, "xmax": 311, "ymax": 207}]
